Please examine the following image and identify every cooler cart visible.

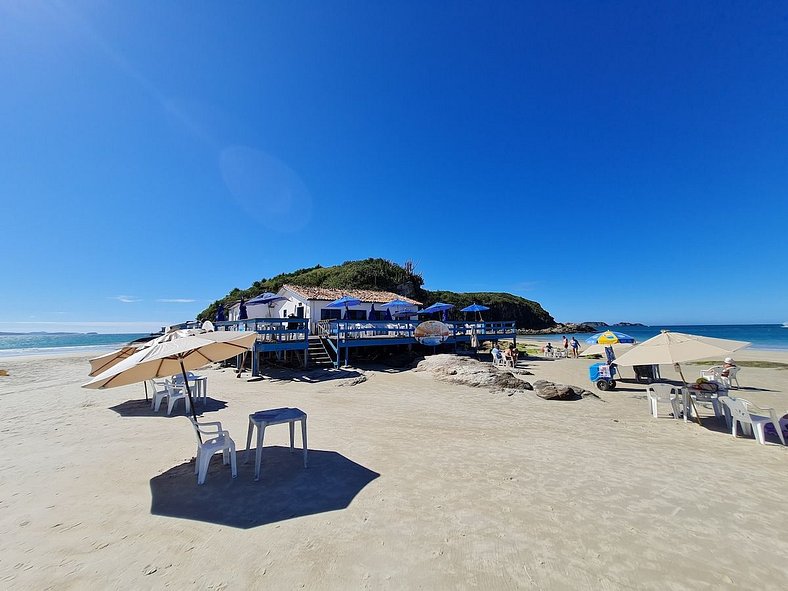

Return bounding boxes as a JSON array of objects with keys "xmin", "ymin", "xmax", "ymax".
[{"xmin": 589, "ymin": 362, "xmax": 617, "ymax": 391}]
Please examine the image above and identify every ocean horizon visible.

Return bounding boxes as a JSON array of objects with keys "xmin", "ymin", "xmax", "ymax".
[
  {"xmin": 527, "ymin": 323, "xmax": 788, "ymax": 351},
  {"xmin": 0, "ymin": 324, "xmax": 787, "ymax": 358},
  {"xmin": 0, "ymin": 333, "xmax": 150, "ymax": 359}
]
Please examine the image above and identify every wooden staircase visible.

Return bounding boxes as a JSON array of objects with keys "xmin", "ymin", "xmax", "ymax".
[{"xmin": 308, "ymin": 336, "xmax": 335, "ymax": 367}]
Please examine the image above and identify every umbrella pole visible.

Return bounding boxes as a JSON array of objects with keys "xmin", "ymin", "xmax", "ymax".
[
  {"xmin": 677, "ymin": 363, "xmax": 701, "ymax": 425},
  {"xmin": 179, "ymin": 360, "xmax": 200, "ymax": 424},
  {"xmin": 143, "ymin": 380, "xmax": 149, "ymax": 402}
]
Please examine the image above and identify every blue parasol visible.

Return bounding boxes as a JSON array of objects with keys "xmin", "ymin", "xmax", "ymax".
[
  {"xmin": 381, "ymin": 299, "xmax": 414, "ymax": 309},
  {"xmin": 460, "ymin": 303, "xmax": 489, "ymax": 322},
  {"xmin": 326, "ymin": 296, "xmax": 362, "ymax": 308},
  {"xmin": 418, "ymin": 302, "xmax": 454, "ymax": 316},
  {"xmin": 460, "ymin": 304, "xmax": 490, "ymax": 313},
  {"xmin": 247, "ymin": 292, "xmax": 287, "ymax": 305},
  {"xmin": 238, "ymin": 299, "xmax": 248, "ymax": 320}
]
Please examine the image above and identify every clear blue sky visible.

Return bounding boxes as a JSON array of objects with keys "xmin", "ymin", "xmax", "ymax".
[{"xmin": 1, "ymin": 1, "xmax": 786, "ymax": 333}]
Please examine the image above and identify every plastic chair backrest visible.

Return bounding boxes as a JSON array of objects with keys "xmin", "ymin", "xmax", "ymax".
[
  {"xmin": 722, "ymin": 397, "xmax": 750, "ymax": 424},
  {"xmin": 188, "ymin": 417, "xmax": 203, "ymax": 445},
  {"xmin": 647, "ymin": 384, "xmax": 676, "ymax": 400}
]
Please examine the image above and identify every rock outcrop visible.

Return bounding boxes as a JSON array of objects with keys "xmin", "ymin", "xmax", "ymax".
[
  {"xmin": 518, "ymin": 323, "xmax": 598, "ymax": 335},
  {"xmin": 414, "ymin": 354, "xmax": 532, "ymax": 393}
]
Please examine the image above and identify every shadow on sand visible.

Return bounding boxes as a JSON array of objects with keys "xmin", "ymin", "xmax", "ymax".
[
  {"xmin": 149, "ymin": 446, "xmax": 380, "ymax": 529},
  {"xmin": 260, "ymin": 367, "xmax": 367, "ymax": 384},
  {"xmin": 108, "ymin": 397, "xmax": 228, "ymax": 418}
]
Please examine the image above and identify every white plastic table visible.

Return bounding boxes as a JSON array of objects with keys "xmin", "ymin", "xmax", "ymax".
[
  {"xmin": 244, "ymin": 407, "xmax": 308, "ymax": 481},
  {"xmin": 172, "ymin": 374, "xmax": 208, "ymax": 404}
]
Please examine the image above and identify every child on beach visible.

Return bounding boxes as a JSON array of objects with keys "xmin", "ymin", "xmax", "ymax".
[{"xmin": 562, "ymin": 336, "xmax": 569, "ymax": 356}]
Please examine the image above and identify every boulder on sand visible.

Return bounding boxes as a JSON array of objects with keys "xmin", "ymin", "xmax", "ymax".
[
  {"xmin": 415, "ymin": 354, "xmax": 532, "ymax": 393},
  {"xmin": 532, "ymin": 379, "xmax": 600, "ymax": 401}
]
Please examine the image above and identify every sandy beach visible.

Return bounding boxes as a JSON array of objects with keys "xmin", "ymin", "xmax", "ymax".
[{"xmin": 1, "ymin": 349, "xmax": 787, "ymax": 590}]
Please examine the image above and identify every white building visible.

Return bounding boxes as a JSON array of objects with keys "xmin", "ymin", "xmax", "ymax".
[{"xmin": 228, "ymin": 284, "xmax": 421, "ymax": 332}]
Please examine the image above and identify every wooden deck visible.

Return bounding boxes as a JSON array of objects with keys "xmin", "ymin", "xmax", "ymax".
[{"xmin": 213, "ymin": 318, "xmax": 517, "ymax": 371}]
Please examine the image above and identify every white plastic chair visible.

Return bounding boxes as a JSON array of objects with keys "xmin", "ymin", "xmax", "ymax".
[
  {"xmin": 164, "ymin": 382, "xmax": 191, "ymax": 416},
  {"xmin": 720, "ymin": 397, "xmax": 786, "ymax": 445},
  {"xmin": 646, "ymin": 384, "xmax": 682, "ymax": 419},
  {"xmin": 188, "ymin": 418, "xmax": 237, "ymax": 485},
  {"xmin": 149, "ymin": 379, "xmax": 169, "ymax": 412},
  {"xmin": 700, "ymin": 366, "xmax": 722, "ymax": 383},
  {"xmin": 687, "ymin": 388, "xmax": 723, "ymax": 422},
  {"xmin": 491, "ymin": 350, "xmax": 507, "ymax": 367},
  {"xmin": 720, "ymin": 366, "xmax": 740, "ymax": 389}
]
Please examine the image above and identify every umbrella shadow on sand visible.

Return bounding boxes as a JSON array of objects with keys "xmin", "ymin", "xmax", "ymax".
[
  {"xmin": 150, "ymin": 446, "xmax": 380, "ymax": 529},
  {"xmin": 109, "ymin": 398, "xmax": 228, "ymax": 418}
]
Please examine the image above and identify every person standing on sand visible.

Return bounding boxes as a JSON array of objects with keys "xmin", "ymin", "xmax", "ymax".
[
  {"xmin": 562, "ymin": 336, "xmax": 569, "ymax": 356},
  {"xmin": 570, "ymin": 337, "xmax": 580, "ymax": 358}
]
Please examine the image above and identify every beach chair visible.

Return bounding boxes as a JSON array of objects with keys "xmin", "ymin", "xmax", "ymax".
[
  {"xmin": 687, "ymin": 389, "xmax": 724, "ymax": 422},
  {"xmin": 491, "ymin": 350, "xmax": 507, "ymax": 367},
  {"xmin": 720, "ymin": 398, "xmax": 786, "ymax": 445},
  {"xmin": 646, "ymin": 384, "xmax": 682, "ymax": 419},
  {"xmin": 720, "ymin": 366, "xmax": 740, "ymax": 389},
  {"xmin": 149, "ymin": 379, "xmax": 169, "ymax": 412},
  {"xmin": 700, "ymin": 366, "xmax": 723, "ymax": 383},
  {"xmin": 188, "ymin": 417, "xmax": 237, "ymax": 485},
  {"xmin": 164, "ymin": 382, "xmax": 191, "ymax": 415}
]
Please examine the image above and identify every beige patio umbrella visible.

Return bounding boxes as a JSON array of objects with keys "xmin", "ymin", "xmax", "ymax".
[
  {"xmin": 612, "ymin": 331, "xmax": 750, "ymax": 383},
  {"xmin": 88, "ymin": 345, "xmax": 141, "ymax": 377},
  {"xmin": 83, "ymin": 331, "xmax": 257, "ymax": 421},
  {"xmin": 578, "ymin": 343, "xmax": 635, "ymax": 358},
  {"xmin": 87, "ymin": 329, "xmax": 204, "ymax": 377}
]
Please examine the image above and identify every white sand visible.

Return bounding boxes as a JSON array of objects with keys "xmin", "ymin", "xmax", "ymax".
[{"xmin": 0, "ymin": 350, "xmax": 787, "ymax": 589}]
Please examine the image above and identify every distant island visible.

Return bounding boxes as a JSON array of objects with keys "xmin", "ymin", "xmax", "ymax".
[
  {"xmin": 0, "ymin": 331, "xmax": 89, "ymax": 336},
  {"xmin": 519, "ymin": 321, "xmax": 647, "ymax": 335},
  {"xmin": 580, "ymin": 321, "xmax": 646, "ymax": 328}
]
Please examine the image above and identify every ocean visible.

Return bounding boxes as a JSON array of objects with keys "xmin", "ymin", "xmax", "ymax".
[
  {"xmin": 526, "ymin": 324, "xmax": 788, "ymax": 351},
  {"xmin": 1, "ymin": 325, "xmax": 786, "ymax": 358},
  {"xmin": 0, "ymin": 333, "xmax": 150, "ymax": 359}
]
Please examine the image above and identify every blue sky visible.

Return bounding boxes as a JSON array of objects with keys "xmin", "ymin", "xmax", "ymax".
[{"xmin": 1, "ymin": 1, "xmax": 786, "ymax": 333}]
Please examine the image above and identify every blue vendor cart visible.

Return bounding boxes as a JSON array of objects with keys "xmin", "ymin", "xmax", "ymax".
[
  {"xmin": 589, "ymin": 362, "xmax": 617, "ymax": 391},
  {"xmin": 589, "ymin": 346, "xmax": 618, "ymax": 391}
]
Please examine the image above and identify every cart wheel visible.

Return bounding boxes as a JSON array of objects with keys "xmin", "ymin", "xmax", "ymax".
[
  {"xmin": 596, "ymin": 379, "xmax": 610, "ymax": 391},
  {"xmin": 609, "ymin": 380, "xmax": 617, "ymax": 389}
]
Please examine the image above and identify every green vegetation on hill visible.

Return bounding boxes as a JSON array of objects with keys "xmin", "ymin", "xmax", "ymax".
[
  {"xmin": 197, "ymin": 258, "xmax": 555, "ymax": 329},
  {"xmin": 421, "ymin": 290, "xmax": 554, "ymax": 329}
]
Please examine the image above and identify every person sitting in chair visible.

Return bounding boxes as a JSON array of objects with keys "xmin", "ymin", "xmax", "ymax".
[
  {"xmin": 721, "ymin": 357, "xmax": 736, "ymax": 377},
  {"xmin": 505, "ymin": 343, "xmax": 518, "ymax": 365}
]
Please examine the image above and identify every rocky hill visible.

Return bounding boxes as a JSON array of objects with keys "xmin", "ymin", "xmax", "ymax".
[{"xmin": 197, "ymin": 258, "xmax": 556, "ymax": 329}]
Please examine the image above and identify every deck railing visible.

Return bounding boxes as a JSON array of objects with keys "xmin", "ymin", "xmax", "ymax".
[
  {"xmin": 214, "ymin": 318, "xmax": 309, "ymax": 343},
  {"xmin": 213, "ymin": 318, "xmax": 515, "ymax": 343},
  {"xmin": 315, "ymin": 319, "xmax": 516, "ymax": 340}
]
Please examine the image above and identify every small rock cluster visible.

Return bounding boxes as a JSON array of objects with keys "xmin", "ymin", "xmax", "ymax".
[{"xmin": 532, "ymin": 379, "xmax": 600, "ymax": 401}]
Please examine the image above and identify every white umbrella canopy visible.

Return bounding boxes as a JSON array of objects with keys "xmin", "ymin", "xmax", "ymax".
[
  {"xmin": 83, "ymin": 332, "xmax": 257, "ymax": 390},
  {"xmin": 612, "ymin": 331, "xmax": 750, "ymax": 367},
  {"xmin": 88, "ymin": 345, "xmax": 140, "ymax": 377},
  {"xmin": 83, "ymin": 331, "xmax": 257, "ymax": 420},
  {"xmin": 86, "ymin": 328, "xmax": 208, "ymax": 378}
]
